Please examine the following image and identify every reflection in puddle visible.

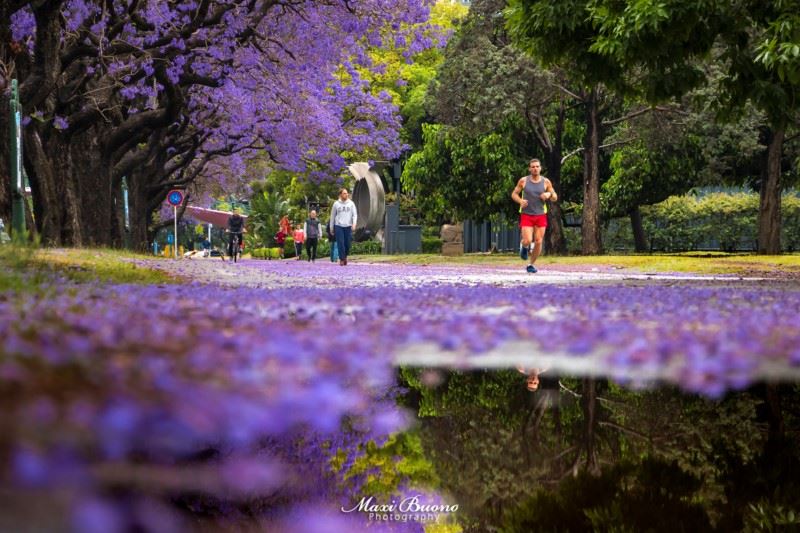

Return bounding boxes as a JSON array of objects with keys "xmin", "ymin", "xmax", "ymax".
[{"xmin": 396, "ymin": 367, "xmax": 800, "ymax": 531}]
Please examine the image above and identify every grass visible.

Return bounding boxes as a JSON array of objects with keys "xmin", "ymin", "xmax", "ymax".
[
  {"xmin": 3, "ymin": 246, "xmax": 800, "ymax": 292},
  {"xmin": 353, "ymin": 251, "xmax": 800, "ymax": 276},
  {"xmin": 0, "ymin": 245, "xmax": 177, "ymax": 293}
]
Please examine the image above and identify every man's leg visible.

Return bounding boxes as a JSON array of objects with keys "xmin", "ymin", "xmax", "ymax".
[
  {"xmin": 520, "ymin": 226, "xmax": 533, "ymax": 260},
  {"xmin": 342, "ymin": 227, "xmax": 352, "ymax": 263},
  {"xmin": 531, "ymin": 226, "xmax": 546, "ymax": 265},
  {"xmin": 335, "ymin": 226, "xmax": 345, "ymax": 264}
]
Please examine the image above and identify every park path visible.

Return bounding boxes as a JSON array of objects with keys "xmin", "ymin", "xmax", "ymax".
[
  {"xmin": 134, "ymin": 255, "xmax": 773, "ymax": 289},
  {"xmin": 127, "ymin": 256, "xmax": 800, "ymax": 392}
]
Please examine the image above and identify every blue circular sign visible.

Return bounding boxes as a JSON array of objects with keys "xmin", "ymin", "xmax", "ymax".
[{"xmin": 167, "ymin": 189, "xmax": 184, "ymax": 206}]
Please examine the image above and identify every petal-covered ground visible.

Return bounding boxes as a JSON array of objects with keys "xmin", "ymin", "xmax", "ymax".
[
  {"xmin": 139, "ymin": 257, "xmax": 800, "ymax": 395},
  {"xmin": 1, "ymin": 255, "xmax": 799, "ymax": 531}
]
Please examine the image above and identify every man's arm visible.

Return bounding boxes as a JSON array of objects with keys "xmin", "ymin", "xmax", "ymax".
[
  {"xmin": 351, "ymin": 201, "xmax": 357, "ymax": 230},
  {"xmin": 511, "ymin": 178, "xmax": 527, "ymax": 208},
  {"xmin": 542, "ymin": 179, "xmax": 558, "ymax": 202}
]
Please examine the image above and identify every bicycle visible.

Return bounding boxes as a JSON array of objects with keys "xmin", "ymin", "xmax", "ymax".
[{"xmin": 228, "ymin": 231, "xmax": 242, "ymax": 263}]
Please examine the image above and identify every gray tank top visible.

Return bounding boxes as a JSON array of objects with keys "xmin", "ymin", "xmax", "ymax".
[{"xmin": 521, "ymin": 177, "xmax": 547, "ymax": 215}]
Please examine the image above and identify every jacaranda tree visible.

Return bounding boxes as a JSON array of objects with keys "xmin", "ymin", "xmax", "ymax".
[{"xmin": 2, "ymin": 0, "xmax": 436, "ymax": 250}]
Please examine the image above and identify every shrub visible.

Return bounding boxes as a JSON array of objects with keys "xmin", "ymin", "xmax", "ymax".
[
  {"xmin": 593, "ymin": 192, "xmax": 800, "ymax": 253},
  {"xmin": 422, "ymin": 237, "xmax": 442, "ymax": 254},
  {"xmin": 350, "ymin": 239, "xmax": 382, "ymax": 255},
  {"xmin": 284, "ymin": 236, "xmax": 295, "ymax": 258}
]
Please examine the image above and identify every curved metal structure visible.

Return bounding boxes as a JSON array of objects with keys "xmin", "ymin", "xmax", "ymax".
[{"xmin": 348, "ymin": 162, "xmax": 385, "ymax": 240}]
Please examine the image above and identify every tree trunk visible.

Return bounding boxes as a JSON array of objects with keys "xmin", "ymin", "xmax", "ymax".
[
  {"xmin": 25, "ymin": 126, "xmax": 82, "ymax": 245},
  {"xmin": 630, "ymin": 206, "xmax": 648, "ymax": 252},
  {"xmin": 581, "ymin": 378, "xmax": 601, "ymax": 476},
  {"xmin": 581, "ymin": 89, "xmax": 602, "ymax": 255},
  {"xmin": 757, "ymin": 126, "xmax": 783, "ymax": 254},
  {"xmin": 1, "ymin": 6, "xmax": 15, "ymax": 234},
  {"xmin": 128, "ymin": 170, "xmax": 154, "ymax": 252},
  {"xmin": 544, "ymin": 106, "xmax": 567, "ymax": 255}
]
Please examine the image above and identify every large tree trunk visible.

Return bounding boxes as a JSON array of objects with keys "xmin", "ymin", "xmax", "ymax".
[
  {"xmin": 71, "ymin": 127, "xmax": 115, "ymax": 247},
  {"xmin": 25, "ymin": 126, "xmax": 82, "ymax": 245},
  {"xmin": 581, "ymin": 89, "xmax": 602, "ymax": 255},
  {"xmin": 128, "ymin": 170, "xmax": 154, "ymax": 252},
  {"xmin": 544, "ymin": 105, "xmax": 567, "ymax": 255},
  {"xmin": 757, "ymin": 126, "xmax": 783, "ymax": 254},
  {"xmin": 1, "ymin": 5, "xmax": 16, "ymax": 234},
  {"xmin": 630, "ymin": 206, "xmax": 648, "ymax": 252}
]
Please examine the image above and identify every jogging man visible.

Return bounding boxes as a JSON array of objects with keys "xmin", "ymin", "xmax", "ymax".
[{"xmin": 511, "ymin": 159, "xmax": 557, "ymax": 273}]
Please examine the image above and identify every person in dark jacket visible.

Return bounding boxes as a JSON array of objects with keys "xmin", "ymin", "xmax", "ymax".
[
  {"xmin": 226, "ymin": 210, "xmax": 245, "ymax": 258},
  {"xmin": 303, "ymin": 210, "xmax": 322, "ymax": 262}
]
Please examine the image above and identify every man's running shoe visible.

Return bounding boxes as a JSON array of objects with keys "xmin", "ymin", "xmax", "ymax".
[
  {"xmin": 520, "ymin": 244, "xmax": 528, "ymax": 260},
  {"xmin": 526, "ymin": 264, "xmax": 537, "ymax": 274}
]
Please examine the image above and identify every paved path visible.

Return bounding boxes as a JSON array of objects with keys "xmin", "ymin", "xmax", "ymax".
[
  {"xmin": 131, "ymin": 256, "xmax": 800, "ymax": 393},
  {"xmin": 139, "ymin": 256, "xmax": 778, "ymax": 288}
]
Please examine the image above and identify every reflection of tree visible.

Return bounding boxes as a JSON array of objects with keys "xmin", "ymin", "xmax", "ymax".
[{"xmin": 399, "ymin": 368, "xmax": 800, "ymax": 531}]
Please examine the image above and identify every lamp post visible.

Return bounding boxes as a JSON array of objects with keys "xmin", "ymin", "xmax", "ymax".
[{"xmin": 8, "ymin": 79, "xmax": 26, "ymax": 241}]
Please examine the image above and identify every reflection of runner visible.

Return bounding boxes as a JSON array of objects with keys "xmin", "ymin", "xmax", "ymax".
[{"xmin": 511, "ymin": 159, "xmax": 557, "ymax": 274}]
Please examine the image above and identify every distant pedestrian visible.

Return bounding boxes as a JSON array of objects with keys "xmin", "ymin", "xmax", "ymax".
[
  {"xmin": 279, "ymin": 215, "xmax": 291, "ymax": 236},
  {"xmin": 511, "ymin": 159, "xmax": 557, "ymax": 273},
  {"xmin": 329, "ymin": 188, "xmax": 357, "ymax": 266},
  {"xmin": 274, "ymin": 228, "xmax": 287, "ymax": 259},
  {"xmin": 292, "ymin": 224, "xmax": 305, "ymax": 260},
  {"xmin": 327, "ymin": 217, "xmax": 339, "ymax": 263},
  {"xmin": 304, "ymin": 210, "xmax": 322, "ymax": 262}
]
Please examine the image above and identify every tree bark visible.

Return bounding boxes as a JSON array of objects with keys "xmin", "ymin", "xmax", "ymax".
[
  {"xmin": 630, "ymin": 205, "xmax": 649, "ymax": 252},
  {"xmin": 581, "ymin": 378, "xmax": 601, "ymax": 476},
  {"xmin": 757, "ymin": 126, "xmax": 783, "ymax": 254},
  {"xmin": 1, "ymin": 3, "xmax": 15, "ymax": 232},
  {"xmin": 544, "ymin": 105, "xmax": 567, "ymax": 255},
  {"xmin": 128, "ymin": 169, "xmax": 155, "ymax": 252},
  {"xmin": 581, "ymin": 89, "xmax": 602, "ymax": 255},
  {"xmin": 25, "ymin": 126, "xmax": 82, "ymax": 245}
]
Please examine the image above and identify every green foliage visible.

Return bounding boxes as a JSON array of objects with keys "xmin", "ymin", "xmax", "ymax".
[
  {"xmin": 247, "ymin": 189, "xmax": 289, "ymax": 247},
  {"xmin": 403, "ymin": 122, "xmax": 528, "ymax": 222},
  {"xmin": 249, "ymin": 247, "xmax": 283, "ymax": 260},
  {"xmin": 502, "ymin": 457, "xmax": 712, "ymax": 532},
  {"xmin": 579, "ymin": 193, "xmax": 800, "ymax": 252},
  {"xmin": 350, "ymin": 240, "xmax": 382, "ymax": 255},
  {"xmin": 640, "ymin": 192, "xmax": 800, "ymax": 252},
  {"xmin": 422, "ymin": 237, "xmax": 442, "ymax": 254},
  {"xmin": 284, "ymin": 236, "xmax": 295, "ymax": 258},
  {"xmin": 359, "ymin": 0, "xmax": 468, "ymax": 151},
  {"xmin": 333, "ymin": 432, "xmax": 441, "ymax": 498},
  {"xmin": 601, "ymin": 131, "xmax": 703, "ymax": 219},
  {"xmin": 743, "ymin": 502, "xmax": 800, "ymax": 532}
]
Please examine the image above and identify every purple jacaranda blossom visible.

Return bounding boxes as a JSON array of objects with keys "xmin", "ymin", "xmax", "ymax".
[
  {"xmin": 12, "ymin": 447, "xmax": 50, "ymax": 487},
  {"xmin": 2, "ymin": 256, "xmax": 800, "ymax": 530},
  {"xmin": 72, "ymin": 497, "xmax": 125, "ymax": 533}
]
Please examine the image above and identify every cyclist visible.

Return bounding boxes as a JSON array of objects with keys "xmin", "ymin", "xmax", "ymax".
[{"xmin": 226, "ymin": 209, "xmax": 245, "ymax": 259}]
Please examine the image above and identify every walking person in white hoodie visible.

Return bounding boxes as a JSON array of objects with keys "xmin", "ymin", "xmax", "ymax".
[{"xmin": 329, "ymin": 188, "xmax": 358, "ymax": 266}]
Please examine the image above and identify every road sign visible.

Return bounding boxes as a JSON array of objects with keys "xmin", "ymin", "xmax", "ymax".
[{"xmin": 167, "ymin": 189, "xmax": 184, "ymax": 206}]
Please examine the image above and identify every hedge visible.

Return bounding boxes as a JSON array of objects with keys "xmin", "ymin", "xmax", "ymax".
[{"xmin": 575, "ymin": 193, "xmax": 800, "ymax": 253}]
